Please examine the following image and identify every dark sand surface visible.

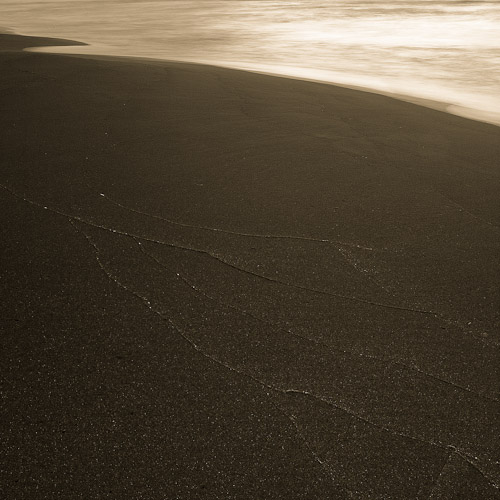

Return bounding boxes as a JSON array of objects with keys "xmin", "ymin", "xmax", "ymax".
[{"xmin": 1, "ymin": 34, "xmax": 499, "ymax": 499}]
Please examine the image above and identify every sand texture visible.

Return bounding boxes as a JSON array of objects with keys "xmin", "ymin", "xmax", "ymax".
[{"xmin": 1, "ymin": 34, "xmax": 499, "ymax": 499}]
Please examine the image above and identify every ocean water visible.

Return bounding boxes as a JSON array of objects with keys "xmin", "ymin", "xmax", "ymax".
[{"xmin": 1, "ymin": 0, "xmax": 499, "ymax": 125}]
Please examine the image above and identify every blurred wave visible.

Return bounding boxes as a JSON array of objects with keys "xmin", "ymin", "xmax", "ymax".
[{"xmin": 1, "ymin": 0, "xmax": 499, "ymax": 124}]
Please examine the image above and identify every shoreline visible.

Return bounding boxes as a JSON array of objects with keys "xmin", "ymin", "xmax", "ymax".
[{"xmin": 12, "ymin": 31, "xmax": 500, "ymax": 128}]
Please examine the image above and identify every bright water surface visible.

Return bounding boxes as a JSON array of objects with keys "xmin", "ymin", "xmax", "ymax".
[{"xmin": 1, "ymin": 0, "xmax": 499, "ymax": 124}]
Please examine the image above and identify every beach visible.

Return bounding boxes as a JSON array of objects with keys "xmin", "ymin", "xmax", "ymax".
[{"xmin": 1, "ymin": 33, "xmax": 499, "ymax": 498}]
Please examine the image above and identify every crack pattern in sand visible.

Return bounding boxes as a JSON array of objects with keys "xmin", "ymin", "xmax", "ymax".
[
  {"xmin": 2, "ymin": 182, "xmax": 498, "ymax": 394},
  {"xmin": 71, "ymin": 221, "xmax": 500, "ymax": 496},
  {"xmin": 2, "ymin": 182, "xmax": 500, "ymax": 498},
  {"xmin": 2, "ymin": 182, "xmax": 495, "ymax": 344}
]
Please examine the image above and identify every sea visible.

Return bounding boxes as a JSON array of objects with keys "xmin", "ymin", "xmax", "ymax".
[{"xmin": 1, "ymin": 0, "xmax": 499, "ymax": 125}]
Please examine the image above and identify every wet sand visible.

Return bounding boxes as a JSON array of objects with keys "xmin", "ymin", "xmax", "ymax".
[{"xmin": 1, "ymin": 34, "xmax": 499, "ymax": 499}]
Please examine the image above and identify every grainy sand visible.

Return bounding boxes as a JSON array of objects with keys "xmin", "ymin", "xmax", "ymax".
[{"xmin": 1, "ymin": 34, "xmax": 499, "ymax": 499}]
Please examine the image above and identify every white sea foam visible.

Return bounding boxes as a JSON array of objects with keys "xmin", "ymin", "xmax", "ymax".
[{"xmin": 2, "ymin": 0, "xmax": 499, "ymax": 125}]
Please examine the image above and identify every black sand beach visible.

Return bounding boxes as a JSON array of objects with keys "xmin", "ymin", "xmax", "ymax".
[{"xmin": 1, "ymin": 34, "xmax": 499, "ymax": 499}]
